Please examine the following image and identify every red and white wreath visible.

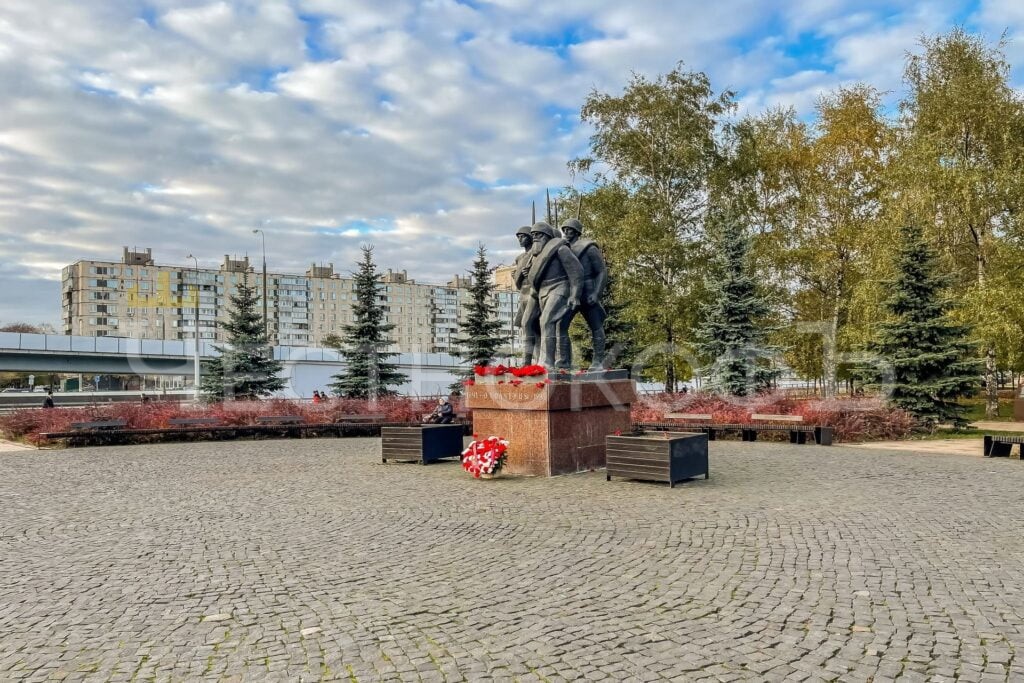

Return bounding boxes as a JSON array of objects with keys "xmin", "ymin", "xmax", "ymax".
[{"xmin": 461, "ymin": 436, "xmax": 509, "ymax": 478}]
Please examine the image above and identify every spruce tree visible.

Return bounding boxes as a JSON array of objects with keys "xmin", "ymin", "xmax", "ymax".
[
  {"xmin": 200, "ymin": 273, "xmax": 285, "ymax": 401},
  {"xmin": 328, "ymin": 246, "xmax": 407, "ymax": 399},
  {"xmin": 451, "ymin": 245, "xmax": 504, "ymax": 389},
  {"xmin": 694, "ymin": 220, "xmax": 779, "ymax": 396},
  {"xmin": 859, "ymin": 225, "xmax": 979, "ymax": 428}
]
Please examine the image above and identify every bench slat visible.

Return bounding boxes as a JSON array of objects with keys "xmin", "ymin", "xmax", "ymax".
[
  {"xmin": 70, "ymin": 419, "xmax": 128, "ymax": 430},
  {"xmin": 255, "ymin": 416, "xmax": 305, "ymax": 424}
]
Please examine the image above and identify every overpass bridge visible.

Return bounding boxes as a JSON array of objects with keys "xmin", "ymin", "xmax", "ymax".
[{"xmin": 0, "ymin": 332, "xmax": 476, "ymax": 397}]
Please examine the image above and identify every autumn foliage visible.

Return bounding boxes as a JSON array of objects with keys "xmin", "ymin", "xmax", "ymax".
[
  {"xmin": 0, "ymin": 397, "xmax": 453, "ymax": 446},
  {"xmin": 631, "ymin": 392, "xmax": 916, "ymax": 442}
]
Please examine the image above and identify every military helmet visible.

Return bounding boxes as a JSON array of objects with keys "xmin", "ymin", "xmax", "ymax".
[
  {"xmin": 560, "ymin": 218, "xmax": 584, "ymax": 234},
  {"xmin": 515, "ymin": 225, "xmax": 532, "ymax": 238},
  {"xmin": 530, "ymin": 222, "xmax": 555, "ymax": 238}
]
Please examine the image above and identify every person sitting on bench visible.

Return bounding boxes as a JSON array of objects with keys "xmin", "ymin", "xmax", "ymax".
[{"xmin": 425, "ymin": 398, "xmax": 454, "ymax": 424}]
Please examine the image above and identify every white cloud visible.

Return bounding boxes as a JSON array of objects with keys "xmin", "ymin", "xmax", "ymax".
[{"xmin": 0, "ymin": 0, "xmax": 1018, "ymax": 326}]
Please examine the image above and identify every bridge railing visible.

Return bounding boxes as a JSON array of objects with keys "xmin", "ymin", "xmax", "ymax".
[
  {"xmin": 0, "ymin": 332, "xmax": 509, "ymax": 369},
  {"xmin": 0, "ymin": 332, "xmax": 222, "ymax": 358}
]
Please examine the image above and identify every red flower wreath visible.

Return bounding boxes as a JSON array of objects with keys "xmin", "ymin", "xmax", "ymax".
[{"xmin": 461, "ymin": 436, "xmax": 509, "ymax": 478}]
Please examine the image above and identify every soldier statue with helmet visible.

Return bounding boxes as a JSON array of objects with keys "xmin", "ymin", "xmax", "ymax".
[
  {"xmin": 559, "ymin": 217, "xmax": 609, "ymax": 369},
  {"xmin": 512, "ymin": 225, "xmax": 540, "ymax": 365},
  {"xmin": 525, "ymin": 221, "xmax": 583, "ymax": 369}
]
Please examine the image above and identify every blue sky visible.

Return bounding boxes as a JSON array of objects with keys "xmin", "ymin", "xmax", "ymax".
[{"xmin": 0, "ymin": 0, "xmax": 1020, "ymax": 326}]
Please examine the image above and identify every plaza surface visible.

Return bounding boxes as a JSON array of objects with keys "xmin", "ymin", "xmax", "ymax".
[{"xmin": 2, "ymin": 439, "xmax": 1023, "ymax": 682}]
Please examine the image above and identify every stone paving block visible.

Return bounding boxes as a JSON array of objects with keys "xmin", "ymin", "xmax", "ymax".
[{"xmin": 2, "ymin": 438, "xmax": 1024, "ymax": 681}]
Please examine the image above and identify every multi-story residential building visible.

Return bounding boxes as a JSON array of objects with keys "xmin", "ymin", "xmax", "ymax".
[{"xmin": 61, "ymin": 248, "xmax": 521, "ymax": 354}]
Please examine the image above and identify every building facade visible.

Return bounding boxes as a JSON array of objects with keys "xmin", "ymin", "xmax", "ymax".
[{"xmin": 62, "ymin": 248, "xmax": 521, "ymax": 355}]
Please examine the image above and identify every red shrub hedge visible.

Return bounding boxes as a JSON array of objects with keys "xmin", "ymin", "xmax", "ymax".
[
  {"xmin": 1, "ymin": 391, "xmax": 915, "ymax": 446},
  {"xmin": 0, "ymin": 396, "xmax": 450, "ymax": 446},
  {"xmin": 633, "ymin": 392, "xmax": 915, "ymax": 442}
]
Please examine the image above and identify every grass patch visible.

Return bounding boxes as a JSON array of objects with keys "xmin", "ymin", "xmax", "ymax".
[
  {"xmin": 958, "ymin": 397, "xmax": 1016, "ymax": 422},
  {"xmin": 910, "ymin": 428, "xmax": 1024, "ymax": 441}
]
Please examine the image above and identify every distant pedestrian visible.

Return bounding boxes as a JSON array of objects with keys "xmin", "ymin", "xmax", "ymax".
[
  {"xmin": 312, "ymin": 390, "xmax": 322, "ymax": 404},
  {"xmin": 425, "ymin": 397, "xmax": 454, "ymax": 424},
  {"xmin": 42, "ymin": 389, "xmax": 54, "ymax": 409},
  {"xmin": 141, "ymin": 392, "xmax": 151, "ymax": 405}
]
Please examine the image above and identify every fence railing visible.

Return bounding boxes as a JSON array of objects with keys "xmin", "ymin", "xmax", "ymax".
[{"xmin": 0, "ymin": 332, "xmax": 501, "ymax": 368}]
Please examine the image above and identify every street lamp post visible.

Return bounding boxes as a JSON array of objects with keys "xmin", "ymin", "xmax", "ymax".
[
  {"xmin": 187, "ymin": 254, "xmax": 201, "ymax": 400},
  {"xmin": 252, "ymin": 227, "xmax": 268, "ymax": 342}
]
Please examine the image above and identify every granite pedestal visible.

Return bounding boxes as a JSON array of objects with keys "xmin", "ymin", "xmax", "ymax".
[{"xmin": 465, "ymin": 378, "xmax": 636, "ymax": 477}]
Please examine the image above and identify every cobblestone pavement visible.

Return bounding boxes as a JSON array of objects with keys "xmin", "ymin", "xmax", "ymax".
[
  {"xmin": 2, "ymin": 439, "xmax": 1024, "ymax": 682},
  {"xmin": 847, "ymin": 439, "xmax": 984, "ymax": 458}
]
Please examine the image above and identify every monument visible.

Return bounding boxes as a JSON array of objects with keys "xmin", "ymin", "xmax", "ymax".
[
  {"xmin": 512, "ymin": 226, "xmax": 539, "ymax": 366},
  {"xmin": 560, "ymin": 218, "xmax": 608, "ymax": 370},
  {"xmin": 465, "ymin": 207, "xmax": 636, "ymax": 477}
]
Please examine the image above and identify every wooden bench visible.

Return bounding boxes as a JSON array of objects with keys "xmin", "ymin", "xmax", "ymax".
[
  {"xmin": 381, "ymin": 424, "xmax": 464, "ymax": 464},
  {"xmin": 663, "ymin": 413, "xmax": 730, "ymax": 440},
  {"xmin": 168, "ymin": 417, "xmax": 222, "ymax": 428},
  {"xmin": 984, "ymin": 434, "xmax": 1024, "ymax": 457},
  {"xmin": 744, "ymin": 414, "xmax": 833, "ymax": 445},
  {"xmin": 39, "ymin": 418, "xmax": 131, "ymax": 445},
  {"xmin": 70, "ymin": 419, "xmax": 128, "ymax": 431},
  {"xmin": 335, "ymin": 414, "xmax": 388, "ymax": 425},
  {"xmin": 255, "ymin": 415, "xmax": 305, "ymax": 425}
]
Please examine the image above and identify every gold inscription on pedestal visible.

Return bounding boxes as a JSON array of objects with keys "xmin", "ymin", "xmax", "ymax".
[{"xmin": 503, "ymin": 390, "xmax": 538, "ymax": 402}]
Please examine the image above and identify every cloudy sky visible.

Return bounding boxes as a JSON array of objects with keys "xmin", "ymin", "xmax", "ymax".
[{"xmin": 1, "ymin": 0, "xmax": 1021, "ymax": 327}]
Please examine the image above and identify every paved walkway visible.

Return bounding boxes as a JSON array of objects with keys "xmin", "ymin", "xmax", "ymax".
[
  {"xmin": 971, "ymin": 421, "xmax": 1024, "ymax": 433},
  {"xmin": 2, "ymin": 439, "xmax": 1024, "ymax": 681},
  {"xmin": 848, "ymin": 439, "xmax": 985, "ymax": 457}
]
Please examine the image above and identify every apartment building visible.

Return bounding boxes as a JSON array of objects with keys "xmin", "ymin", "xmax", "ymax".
[{"xmin": 61, "ymin": 248, "xmax": 520, "ymax": 354}]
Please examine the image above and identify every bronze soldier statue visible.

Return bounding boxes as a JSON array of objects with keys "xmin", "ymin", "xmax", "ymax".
[
  {"xmin": 527, "ymin": 222, "xmax": 583, "ymax": 369},
  {"xmin": 512, "ymin": 225, "xmax": 540, "ymax": 365},
  {"xmin": 560, "ymin": 218, "xmax": 609, "ymax": 369}
]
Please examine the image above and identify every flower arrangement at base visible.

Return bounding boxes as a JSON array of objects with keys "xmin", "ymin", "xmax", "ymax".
[
  {"xmin": 461, "ymin": 436, "xmax": 509, "ymax": 478},
  {"xmin": 509, "ymin": 364, "xmax": 546, "ymax": 378},
  {"xmin": 472, "ymin": 364, "xmax": 547, "ymax": 379},
  {"xmin": 473, "ymin": 364, "xmax": 510, "ymax": 377}
]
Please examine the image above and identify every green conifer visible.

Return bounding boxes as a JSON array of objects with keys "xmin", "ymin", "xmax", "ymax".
[
  {"xmin": 327, "ymin": 246, "xmax": 407, "ymax": 398},
  {"xmin": 200, "ymin": 273, "xmax": 285, "ymax": 401},
  {"xmin": 451, "ymin": 245, "xmax": 505, "ymax": 389},
  {"xmin": 859, "ymin": 225, "xmax": 979, "ymax": 428},
  {"xmin": 694, "ymin": 220, "xmax": 779, "ymax": 396}
]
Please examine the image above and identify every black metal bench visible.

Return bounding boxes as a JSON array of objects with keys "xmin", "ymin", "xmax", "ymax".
[{"xmin": 984, "ymin": 434, "xmax": 1024, "ymax": 457}]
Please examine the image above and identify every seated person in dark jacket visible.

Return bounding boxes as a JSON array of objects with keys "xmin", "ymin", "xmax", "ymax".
[{"xmin": 425, "ymin": 398, "xmax": 454, "ymax": 424}]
